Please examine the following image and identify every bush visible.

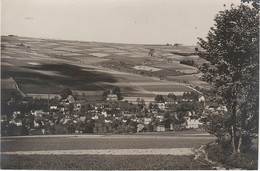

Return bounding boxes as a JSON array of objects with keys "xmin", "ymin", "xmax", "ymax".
[
  {"xmin": 53, "ymin": 125, "xmax": 68, "ymax": 134},
  {"xmin": 206, "ymin": 143, "xmax": 258, "ymax": 170},
  {"xmin": 226, "ymin": 152, "xmax": 258, "ymax": 170},
  {"xmin": 7, "ymin": 125, "xmax": 29, "ymax": 136}
]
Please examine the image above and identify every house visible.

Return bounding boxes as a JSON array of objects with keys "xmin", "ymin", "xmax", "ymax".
[
  {"xmin": 106, "ymin": 94, "xmax": 118, "ymax": 101},
  {"xmin": 144, "ymin": 117, "xmax": 152, "ymax": 125},
  {"xmin": 156, "ymin": 125, "xmax": 166, "ymax": 132},
  {"xmin": 186, "ymin": 118, "xmax": 200, "ymax": 129},
  {"xmin": 155, "ymin": 114, "xmax": 164, "ymax": 121},
  {"xmin": 137, "ymin": 124, "xmax": 145, "ymax": 132},
  {"xmin": 105, "ymin": 118, "xmax": 113, "ymax": 123},
  {"xmin": 15, "ymin": 120, "xmax": 23, "ymax": 126},
  {"xmin": 198, "ymin": 95, "xmax": 205, "ymax": 102},
  {"xmin": 101, "ymin": 110, "xmax": 108, "ymax": 117},
  {"xmin": 92, "ymin": 115, "xmax": 99, "ymax": 120},
  {"xmin": 217, "ymin": 106, "xmax": 228, "ymax": 112},
  {"xmin": 165, "ymin": 98, "xmax": 178, "ymax": 105},
  {"xmin": 50, "ymin": 105, "xmax": 58, "ymax": 110},
  {"xmin": 66, "ymin": 95, "xmax": 75, "ymax": 104},
  {"xmin": 12, "ymin": 111, "xmax": 21, "ymax": 119},
  {"xmin": 150, "ymin": 109, "xmax": 158, "ymax": 114},
  {"xmin": 157, "ymin": 102, "xmax": 166, "ymax": 110},
  {"xmin": 31, "ymin": 110, "xmax": 44, "ymax": 117},
  {"xmin": 203, "ymin": 103, "xmax": 227, "ymax": 115},
  {"xmin": 61, "ymin": 95, "xmax": 75, "ymax": 105},
  {"xmin": 122, "ymin": 112, "xmax": 136, "ymax": 119},
  {"xmin": 75, "ymin": 103, "xmax": 81, "ymax": 111},
  {"xmin": 78, "ymin": 116, "xmax": 86, "ymax": 122},
  {"xmin": 1, "ymin": 115, "xmax": 7, "ymax": 122}
]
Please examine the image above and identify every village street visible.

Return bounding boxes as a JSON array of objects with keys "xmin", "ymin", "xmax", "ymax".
[{"xmin": 1, "ymin": 129, "xmax": 217, "ymax": 169}]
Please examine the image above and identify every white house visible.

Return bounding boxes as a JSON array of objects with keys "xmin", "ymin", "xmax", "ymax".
[
  {"xmin": 186, "ymin": 118, "xmax": 200, "ymax": 129},
  {"xmin": 107, "ymin": 94, "xmax": 118, "ymax": 101},
  {"xmin": 31, "ymin": 110, "xmax": 43, "ymax": 117},
  {"xmin": 198, "ymin": 95, "xmax": 205, "ymax": 102},
  {"xmin": 157, "ymin": 103, "xmax": 166, "ymax": 110}
]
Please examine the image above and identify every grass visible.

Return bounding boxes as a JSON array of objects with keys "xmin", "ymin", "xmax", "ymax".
[
  {"xmin": 1, "ymin": 155, "xmax": 214, "ymax": 170},
  {"xmin": 139, "ymin": 84, "xmax": 193, "ymax": 92}
]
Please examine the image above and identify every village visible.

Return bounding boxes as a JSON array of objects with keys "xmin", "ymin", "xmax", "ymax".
[{"xmin": 1, "ymin": 87, "xmax": 228, "ymax": 136}]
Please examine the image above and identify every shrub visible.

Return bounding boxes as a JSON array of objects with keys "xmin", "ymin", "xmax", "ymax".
[
  {"xmin": 206, "ymin": 143, "xmax": 258, "ymax": 169},
  {"xmin": 53, "ymin": 125, "xmax": 68, "ymax": 134}
]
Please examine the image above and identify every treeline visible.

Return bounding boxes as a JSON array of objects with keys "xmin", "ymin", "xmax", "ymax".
[
  {"xmin": 171, "ymin": 52, "xmax": 197, "ymax": 56},
  {"xmin": 179, "ymin": 59, "xmax": 196, "ymax": 67}
]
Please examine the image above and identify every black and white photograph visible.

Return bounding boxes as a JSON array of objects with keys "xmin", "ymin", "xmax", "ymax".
[{"xmin": 1, "ymin": 0, "xmax": 259, "ymax": 170}]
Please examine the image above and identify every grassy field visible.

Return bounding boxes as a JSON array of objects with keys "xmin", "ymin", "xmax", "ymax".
[
  {"xmin": 1, "ymin": 155, "xmax": 213, "ymax": 170},
  {"xmin": 1, "ymin": 130, "xmax": 216, "ymax": 170},
  {"xmin": 1, "ymin": 36, "xmax": 208, "ymax": 100}
]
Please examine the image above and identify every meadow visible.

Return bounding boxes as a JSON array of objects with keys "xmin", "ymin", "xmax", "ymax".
[{"xmin": 1, "ymin": 36, "xmax": 209, "ymax": 102}]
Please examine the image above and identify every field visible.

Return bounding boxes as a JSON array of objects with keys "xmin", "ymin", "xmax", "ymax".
[
  {"xmin": 1, "ymin": 36, "xmax": 209, "ymax": 102},
  {"xmin": 1, "ymin": 130, "xmax": 217, "ymax": 170}
]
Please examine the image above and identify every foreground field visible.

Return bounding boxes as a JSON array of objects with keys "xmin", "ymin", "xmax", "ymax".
[
  {"xmin": 1, "ymin": 155, "xmax": 212, "ymax": 170},
  {"xmin": 1, "ymin": 130, "xmax": 216, "ymax": 170}
]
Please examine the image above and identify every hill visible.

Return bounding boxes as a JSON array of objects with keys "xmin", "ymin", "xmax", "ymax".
[{"xmin": 1, "ymin": 36, "xmax": 209, "ymax": 102}]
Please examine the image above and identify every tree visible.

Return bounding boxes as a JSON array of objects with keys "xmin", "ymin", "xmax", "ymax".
[
  {"xmin": 241, "ymin": 0, "xmax": 259, "ymax": 9},
  {"xmin": 148, "ymin": 49, "xmax": 155, "ymax": 57},
  {"xmin": 101, "ymin": 90, "xmax": 110, "ymax": 101},
  {"xmin": 168, "ymin": 93, "xmax": 177, "ymax": 100},
  {"xmin": 154, "ymin": 95, "xmax": 165, "ymax": 103},
  {"xmin": 140, "ymin": 98, "xmax": 145, "ymax": 108},
  {"xmin": 163, "ymin": 110, "xmax": 170, "ymax": 119},
  {"xmin": 112, "ymin": 87, "xmax": 122, "ymax": 100},
  {"xmin": 197, "ymin": 4, "xmax": 259, "ymax": 153},
  {"xmin": 136, "ymin": 97, "xmax": 140, "ymax": 105},
  {"xmin": 60, "ymin": 88, "xmax": 72, "ymax": 99}
]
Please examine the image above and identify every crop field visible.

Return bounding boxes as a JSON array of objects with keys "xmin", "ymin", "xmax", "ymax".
[
  {"xmin": 152, "ymin": 62, "xmax": 198, "ymax": 74},
  {"xmin": 139, "ymin": 84, "xmax": 192, "ymax": 92},
  {"xmin": 133, "ymin": 65, "xmax": 162, "ymax": 72},
  {"xmin": 1, "ymin": 130, "xmax": 216, "ymax": 170},
  {"xmin": 1, "ymin": 36, "xmax": 208, "ymax": 102}
]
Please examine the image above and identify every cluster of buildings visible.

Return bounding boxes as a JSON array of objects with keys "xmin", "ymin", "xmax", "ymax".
[{"xmin": 1, "ymin": 92, "xmax": 228, "ymax": 136}]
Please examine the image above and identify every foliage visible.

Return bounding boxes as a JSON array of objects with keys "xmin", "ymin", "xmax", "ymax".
[
  {"xmin": 197, "ymin": 4, "xmax": 259, "ymax": 153},
  {"xmin": 148, "ymin": 48, "xmax": 155, "ymax": 56},
  {"xmin": 112, "ymin": 87, "xmax": 123, "ymax": 100},
  {"xmin": 154, "ymin": 95, "xmax": 165, "ymax": 103},
  {"xmin": 241, "ymin": 0, "xmax": 259, "ymax": 9},
  {"xmin": 182, "ymin": 91, "xmax": 199, "ymax": 100},
  {"xmin": 167, "ymin": 93, "xmax": 177, "ymax": 100},
  {"xmin": 60, "ymin": 88, "xmax": 72, "ymax": 99},
  {"xmin": 101, "ymin": 90, "xmax": 110, "ymax": 100},
  {"xmin": 206, "ymin": 143, "xmax": 258, "ymax": 169},
  {"xmin": 180, "ymin": 59, "xmax": 196, "ymax": 67}
]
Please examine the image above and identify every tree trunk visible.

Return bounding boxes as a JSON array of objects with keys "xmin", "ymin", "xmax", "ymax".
[
  {"xmin": 237, "ymin": 134, "xmax": 243, "ymax": 153},
  {"xmin": 231, "ymin": 100, "xmax": 238, "ymax": 154},
  {"xmin": 231, "ymin": 125, "xmax": 237, "ymax": 153}
]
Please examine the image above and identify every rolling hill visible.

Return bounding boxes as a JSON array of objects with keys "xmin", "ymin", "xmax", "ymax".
[{"xmin": 1, "ymin": 35, "xmax": 209, "ymax": 102}]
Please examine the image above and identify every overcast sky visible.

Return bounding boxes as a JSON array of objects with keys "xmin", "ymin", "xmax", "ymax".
[{"xmin": 2, "ymin": 0, "xmax": 241, "ymax": 45}]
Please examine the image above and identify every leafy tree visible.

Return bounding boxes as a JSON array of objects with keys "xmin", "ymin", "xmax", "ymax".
[
  {"xmin": 148, "ymin": 48, "xmax": 155, "ymax": 56},
  {"xmin": 112, "ymin": 87, "xmax": 122, "ymax": 100},
  {"xmin": 140, "ymin": 98, "xmax": 145, "ymax": 108},
  {"xmin": 168, "ymin": 93, "xmax": 177, "ymax": 100},
  {"xmin": 163, "ymin": 111, "xmax": 170, "ymax": 119},
  {"xmin": 136, "ymin": 97, "xmax": 140, "ymax": 105},
  {"xmin": 60, "ymin": 88, "xmax": 72, "ymax": 99},
  {"xmin": 197, "ymin": 4, "xmax": 259, "ymax": 153},
  {"xmin": 154, "ymin": 95, "xmax": 165, "ymax": 103},
  {"xmin": 101, "ymin": 90, "xmax": 110, "ymax": 101},
  {"xmin": 241, "ymin": 0, "xmax": 259, "ymax": 9}
]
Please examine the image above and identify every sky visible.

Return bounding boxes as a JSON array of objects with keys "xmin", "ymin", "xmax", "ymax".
[{"xmin": 1, "ymin": 0, "xmax": 241, "ymax": 45}]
